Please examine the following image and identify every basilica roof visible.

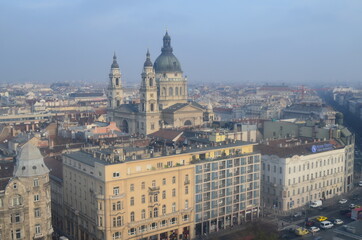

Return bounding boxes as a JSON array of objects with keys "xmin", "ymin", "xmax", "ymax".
[
  {"xmin": 154, "ymin": 31, "xmax": 182, "ymax": 73},
  {"xmin": 163, "ymin": 101, "xmax": 206, "ymax": 113}
]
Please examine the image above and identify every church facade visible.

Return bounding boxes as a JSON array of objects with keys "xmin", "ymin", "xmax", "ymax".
[{"xmin": 107, "ymin": 32, "xmax": 213, "ymax": 135}]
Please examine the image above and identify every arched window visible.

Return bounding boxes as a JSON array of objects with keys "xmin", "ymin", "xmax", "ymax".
[
  {"xmin": 162, "ymin": 204, "xmax": 166, "ymax": 215},
  {"xmin": 154, "ymin": 207, "xmax": 158, "ymax": 217},
  {"xmin": 175, "ymin": 87, "xmax": 179, "ymax": 96},
  {"xmin": 169, "ymin": 87, "xmax": 173, "ymax": 96},
  {"xmin": 117, "ymin": 100, "xmax": 120, "ymax": 107},
  {"xmin": 149, "ymin": 78, "xmax": 153, "ymax": 87},
  {"xmin": 130, "ymin": 212, "xmax": 135, "ymax": 222},
  {"xmin": 141, "ymin": 209, "xmax": 146, "ymax": 219},
  {"xmin": 180, "ymin": 87, "xmax": 183, "ymax": 96},
  {"xmin": 162, "ymin": 87, "xmax": 167, "ymax": 96},
  {"xmin": 150, "ymin": 103, "xmax": 154, "ymax": 112},
  {"xmin": 115, "ymin": 78, "xmax": 119, "ymax": 86}
]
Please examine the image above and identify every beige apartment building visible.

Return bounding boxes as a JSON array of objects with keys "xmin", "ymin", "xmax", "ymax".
[
  {"xmin": 62, "ymin": 140, "xmax": 260, "ymax": 240},
  {"xmin": 260, "ymin": 139, "xmax": 347, "ymax": 211},
  {"xmin": 0, "ymin": 142, "xmax": 53, "ymax": 239}
]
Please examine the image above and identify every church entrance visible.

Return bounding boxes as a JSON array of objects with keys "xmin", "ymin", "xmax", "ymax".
[
  {"xmin": 121, "ymin": 120, "xmax": 129, "ymax": 133},
  {"xmin": 184, "ymin": 120, "xmax": 192, "ymax": 126}
]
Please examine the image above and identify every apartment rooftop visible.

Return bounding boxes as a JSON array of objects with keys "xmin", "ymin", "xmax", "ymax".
[
  {"xmin": 258, "ymin": 138, "xmax": 344, "ymax": 158},
  {"xmin": 64, "ymin": 139, "xmax": 256, "ymax": 166}
]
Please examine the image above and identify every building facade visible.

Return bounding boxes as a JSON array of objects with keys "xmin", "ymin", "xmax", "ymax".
[
  {"xmin": 62, "ymin": 141, "xmax": 260, "ymax": 240},
  {"xmin": 0, "ymin": 142, "xmax": 53, "ymax": 240},
  {"xmin": 260, "ymin": 139, "xmax": 347, "ymax": 211},
  {"xmin": 107, "ymin": 32, "xmax": 213, "ymax": 135},
  {"xmin": 193, "ymin": 146, "xmax": 260, "ymax": 236}
]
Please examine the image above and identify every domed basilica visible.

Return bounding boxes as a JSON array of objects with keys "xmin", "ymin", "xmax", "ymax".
[{"xmin": 107, "ymin": 32, "xmax": 213, "ymax": 135}]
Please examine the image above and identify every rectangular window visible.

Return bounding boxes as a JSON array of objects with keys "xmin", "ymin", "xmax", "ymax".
[
  {"xmin": 35, "ymin": 224, "xmax": 41, "ymax": 234},
  {"xmin": 15, "ymin": 213, "xmax": 20, "ymax": 222},
  {"xmin": 34, "ymin": 208, "xmax": 41, "ymax": 218},
  {"xmin": 113, "ymin": 172, "xmax": 120, "ymax": 178},
  {"xmin": 16, "ymin": 229, "xmax": 21, "ymax": 239},
  {"xmin": 113, "ymin": 187, "xmax": 119, "ymax": 195},
  {"xmin": 34, "ymin": 195, "xmax": 40, "ymax": 202},
  {"xmin": 33, "ymin": 179, "xmax": 39, "ymax": 187}
]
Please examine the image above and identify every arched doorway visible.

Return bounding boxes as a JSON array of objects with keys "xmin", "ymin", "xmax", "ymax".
[
  {"xmin": 122, "ymin": 120, "xmax": 129, "ymax": 133},
  {"xmin": 184, "ymin": 120, "xmax": 192, "ymax": 126}
]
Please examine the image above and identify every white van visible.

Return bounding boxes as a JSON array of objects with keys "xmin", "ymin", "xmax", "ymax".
[
  {"xmin": 310, "ymin": 200, "xmax": 323, "ymax": 208},
  {"xmin": 320, "ymin": 221, "xmax": 334, "ymax": 229}
]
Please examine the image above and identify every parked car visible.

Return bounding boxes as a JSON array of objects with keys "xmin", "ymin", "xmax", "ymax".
[
  {"xmin": 310, "ymin": 200, "xmax": 323, "ymax": 208},
  {"xmin": 340, "ymin": 209, "xmax": 351, "ymax": 216},
  {"xmin": 339, "ymin": 199, "xmax": 348, "ymax": 204},
  {"xmin": 295, "ymin": 227, "xmax": 309, "ymax": 236},
  {"xmin": 316, "ymin": 216, "xmax": 328, "ymax": 222},
  {"xmin": 306, "ymin": 220, "xmax": 315, "ymax": 227},
  {"xmin": 334, "ymin": 219, "xmax": 344, "ymax": 225},
  {"xmin": 349, "ymin": 204, "xmax": 360, "ymax": 209},
  {"xmin": 293, "ymin": 211, "xmax": 303, "ymax": 218},
  {"xmin": 309, "ymin": 226, "xmax": 320, "ymax": 233},
  {"xmin": 320, "ymin": 221, "xmax": 334, "ymax": 229}
]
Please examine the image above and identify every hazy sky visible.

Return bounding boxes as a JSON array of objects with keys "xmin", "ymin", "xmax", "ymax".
[{"xmin": 1, "ymin": 0, "xmax": 361, "ymax": 86}]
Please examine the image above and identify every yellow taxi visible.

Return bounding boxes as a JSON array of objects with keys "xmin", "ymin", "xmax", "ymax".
[
  {"xmin": 295, "ymin": 227, "xmax": 309, "ymax": 236},
  {"xmin": 315, "ymin": 216, "xmax": 328, "ymax": 222}
]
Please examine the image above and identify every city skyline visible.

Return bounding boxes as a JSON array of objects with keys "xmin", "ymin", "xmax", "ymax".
[{"xmin": 1, "ymin": 1, "xmax": 362, "ymax": 85}]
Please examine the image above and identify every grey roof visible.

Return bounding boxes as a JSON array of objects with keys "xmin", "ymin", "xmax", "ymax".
[
  {"xmin": 154, "ymin": 32, "xmax": 182, "ymax": 73},
  {"xmin": 14, "ymin": 142, "xmax": 49, "ymax": 177},
  {"xmin": 163, "ymin": 101, "xmax": 206, "ymax": 113},
  {"xmin": 121, "ymin": 104, "xmax": 139, "ymax": 113},
  {"xmin": 111, "ymin": 53, "xmax": 119, "ymax": 69},
  {"xmin": 144, "ymin": 50, "xmax": 153, "ymax": 67}
]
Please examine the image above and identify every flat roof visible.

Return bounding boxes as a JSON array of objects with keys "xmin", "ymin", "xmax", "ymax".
[{"xmin": 64, "ymin": 141, "xmax": 257, "ymax": 166}]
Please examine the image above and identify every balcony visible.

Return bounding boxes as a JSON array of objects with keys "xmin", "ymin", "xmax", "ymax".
[
  {"xmin": 34, "ymin": 233, "xmax": 43, "ymax": 239},
  {"xmin": 148, "ymin": 186, "xmax": 160, "ymax": 193},
  {"xmin": 111, "ymin": 193, "xmax": 126, "ymax": 199},
  {"xmin": 184, "ymin": 179, "xmax": 190, "ymax": 185}
]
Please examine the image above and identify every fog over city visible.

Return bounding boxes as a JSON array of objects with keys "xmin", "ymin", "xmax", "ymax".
[{"xmin": 1, "ymin": 0, "xmax": 362, "ymax": 85}]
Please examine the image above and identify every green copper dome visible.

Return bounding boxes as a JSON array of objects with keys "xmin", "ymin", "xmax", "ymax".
[{"xmin": 154, "ymin": 31, "xmax": 182, "ymax": 73}]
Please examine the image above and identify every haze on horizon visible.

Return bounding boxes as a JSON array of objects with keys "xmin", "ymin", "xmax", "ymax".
[{"xmin": 0, "ymin": 0, "xmax": 361, "ymax": 86}]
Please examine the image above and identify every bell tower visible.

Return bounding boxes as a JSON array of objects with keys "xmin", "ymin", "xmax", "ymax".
[
  {"xmin": 140, "ymin": 50, "xmax": 158, "ymax": 113},
  {"xmin": 138, "ymin": 50, "xmax": 160, "ymax": 135},
  {"xmin": 107, "ymin": 53, "xmax": 123, "ymax": 110}
]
